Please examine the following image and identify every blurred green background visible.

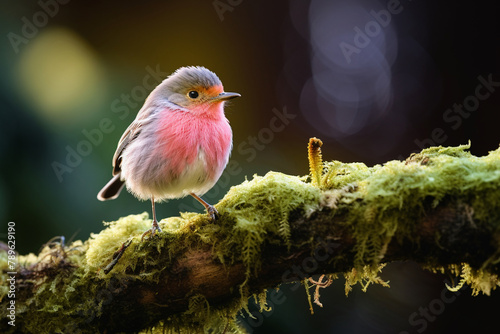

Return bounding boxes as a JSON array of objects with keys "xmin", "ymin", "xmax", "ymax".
[{"xmin": 1, "ymin": 0, "xmax": 499, "ymax": 333}]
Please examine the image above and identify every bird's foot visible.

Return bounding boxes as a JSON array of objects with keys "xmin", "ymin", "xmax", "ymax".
[
  {"xmin": 189, "ymin": 193, "xmax": 219, "ymax": 221},
  {"xmin": 206, "ymin": 205, "xmax": 219, "ymax": 220},
  {"xmin": 141, "ymin": 220, "xmax": 162, "ymax": 241}
]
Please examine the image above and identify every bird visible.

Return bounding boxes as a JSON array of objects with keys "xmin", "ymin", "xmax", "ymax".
[{"xmin": 97, "ymin": 66, "xmax": 240, "ymax": 239}]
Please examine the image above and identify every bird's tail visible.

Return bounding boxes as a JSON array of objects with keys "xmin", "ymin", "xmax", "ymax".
[{"xmin": 97, "ymin": 173, "xmax": 125, "ymax": 201}]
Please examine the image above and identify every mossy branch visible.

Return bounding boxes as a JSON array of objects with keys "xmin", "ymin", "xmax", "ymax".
[{"xmin": 2, "ymin": 143, "xmax": 500, "ymax": 333}]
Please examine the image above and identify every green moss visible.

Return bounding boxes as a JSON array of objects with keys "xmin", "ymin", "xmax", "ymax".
[
  {"xmin": 85, "ymin": 212, "xmax": 151, "ymax": 274},
  {"xmin": 343, "ymin": 264, "xmax": 390, "ymax": 295},
  {"xmin": 152, "ymin": 293, "xmax": 248, "ymax": 334},
  {"xmin": 321, "ymin": 144, "xmax": 500, "ymax": 281},
  {"xmin": 0, "ymin": 252, "xmax": 9, "ymax": 301},
  {"xmin": 216, "ymin": 172, "xmax": 321, "ymax": 278},
  {"xmin": 2, "ymin": 172, "xmax": 321, "ymax": 333},
  {"xmin": 2, "ymin": 144, "xmax": 500, "ymax": 333}
]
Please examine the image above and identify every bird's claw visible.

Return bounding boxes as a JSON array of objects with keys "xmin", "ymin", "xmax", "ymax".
[
  {"xmin": 207, "ymin": 205, "xmax": 219, "ymax": 220},
  {"xmin": 141, "ymin": 221, "xmax": 162, "ymax": 241}
]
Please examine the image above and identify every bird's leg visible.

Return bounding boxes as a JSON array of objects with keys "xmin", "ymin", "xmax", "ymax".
[
  {"xmin": 190, "ymin": 193, "xmax": 218, "ymax": 220},
  {"xmin": 141, "ymin": 195, "xmax": 162, "ymax": 241}
]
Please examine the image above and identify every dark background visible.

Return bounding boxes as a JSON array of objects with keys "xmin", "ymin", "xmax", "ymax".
[{"xmin": 1, "ymin": 0, "xmax": 499, "ymax": 333}]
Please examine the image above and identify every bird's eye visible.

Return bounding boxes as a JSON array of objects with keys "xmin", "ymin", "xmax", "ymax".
[{"xmin": 188, "ymin": 91, "xmax": 199, "ymax": 99}]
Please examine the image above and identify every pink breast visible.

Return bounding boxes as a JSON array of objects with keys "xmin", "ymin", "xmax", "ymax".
[{"xmin": 155, "ymin": 107, "xmax": 232, "ymax": 180}]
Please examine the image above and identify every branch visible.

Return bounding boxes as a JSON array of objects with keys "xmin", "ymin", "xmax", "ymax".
[{"xmin": 1, "ymin": 142, "xmax": 500, "ymax": 333}]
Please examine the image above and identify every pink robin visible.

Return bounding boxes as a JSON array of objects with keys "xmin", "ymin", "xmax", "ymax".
[{"xmin": 97, "ymin": 66, "xmax": 240, "ymax": 239}]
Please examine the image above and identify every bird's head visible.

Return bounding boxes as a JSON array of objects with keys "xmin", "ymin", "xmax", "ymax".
[{"xmin": 155, "ymin": 66, "xmax": 240, "ymax": 114}]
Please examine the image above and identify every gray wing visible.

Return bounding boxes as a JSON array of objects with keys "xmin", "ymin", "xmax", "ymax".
[{"xmin": 111, "ymin": 106, "xmax": 153, "ymax": 175}]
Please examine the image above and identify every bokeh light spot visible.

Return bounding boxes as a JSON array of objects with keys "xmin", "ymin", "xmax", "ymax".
[{"xmin": 16, "ymin": 27, "xmax": 107, "ymax": 127}]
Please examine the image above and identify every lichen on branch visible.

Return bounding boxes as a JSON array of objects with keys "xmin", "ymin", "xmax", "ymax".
[{"xmin": 1, "ymin": 142, "xmax": 500, "ymax": 333}]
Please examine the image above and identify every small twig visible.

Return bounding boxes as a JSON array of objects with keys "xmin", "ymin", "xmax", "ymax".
[
  {"xmin": 103, "ymin": 239, "xmax": 133, "ymax": 275},
  {"xmin": 221, "ymin": 321, "xmax": 229, "ymax": 334},
  {"xmin": 33, "ymin": 235, "xmax": 79, "ymax": 268},
  {"xmin": 308, "ymin": 274, "xmax": 333, "ymax": 308}
]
